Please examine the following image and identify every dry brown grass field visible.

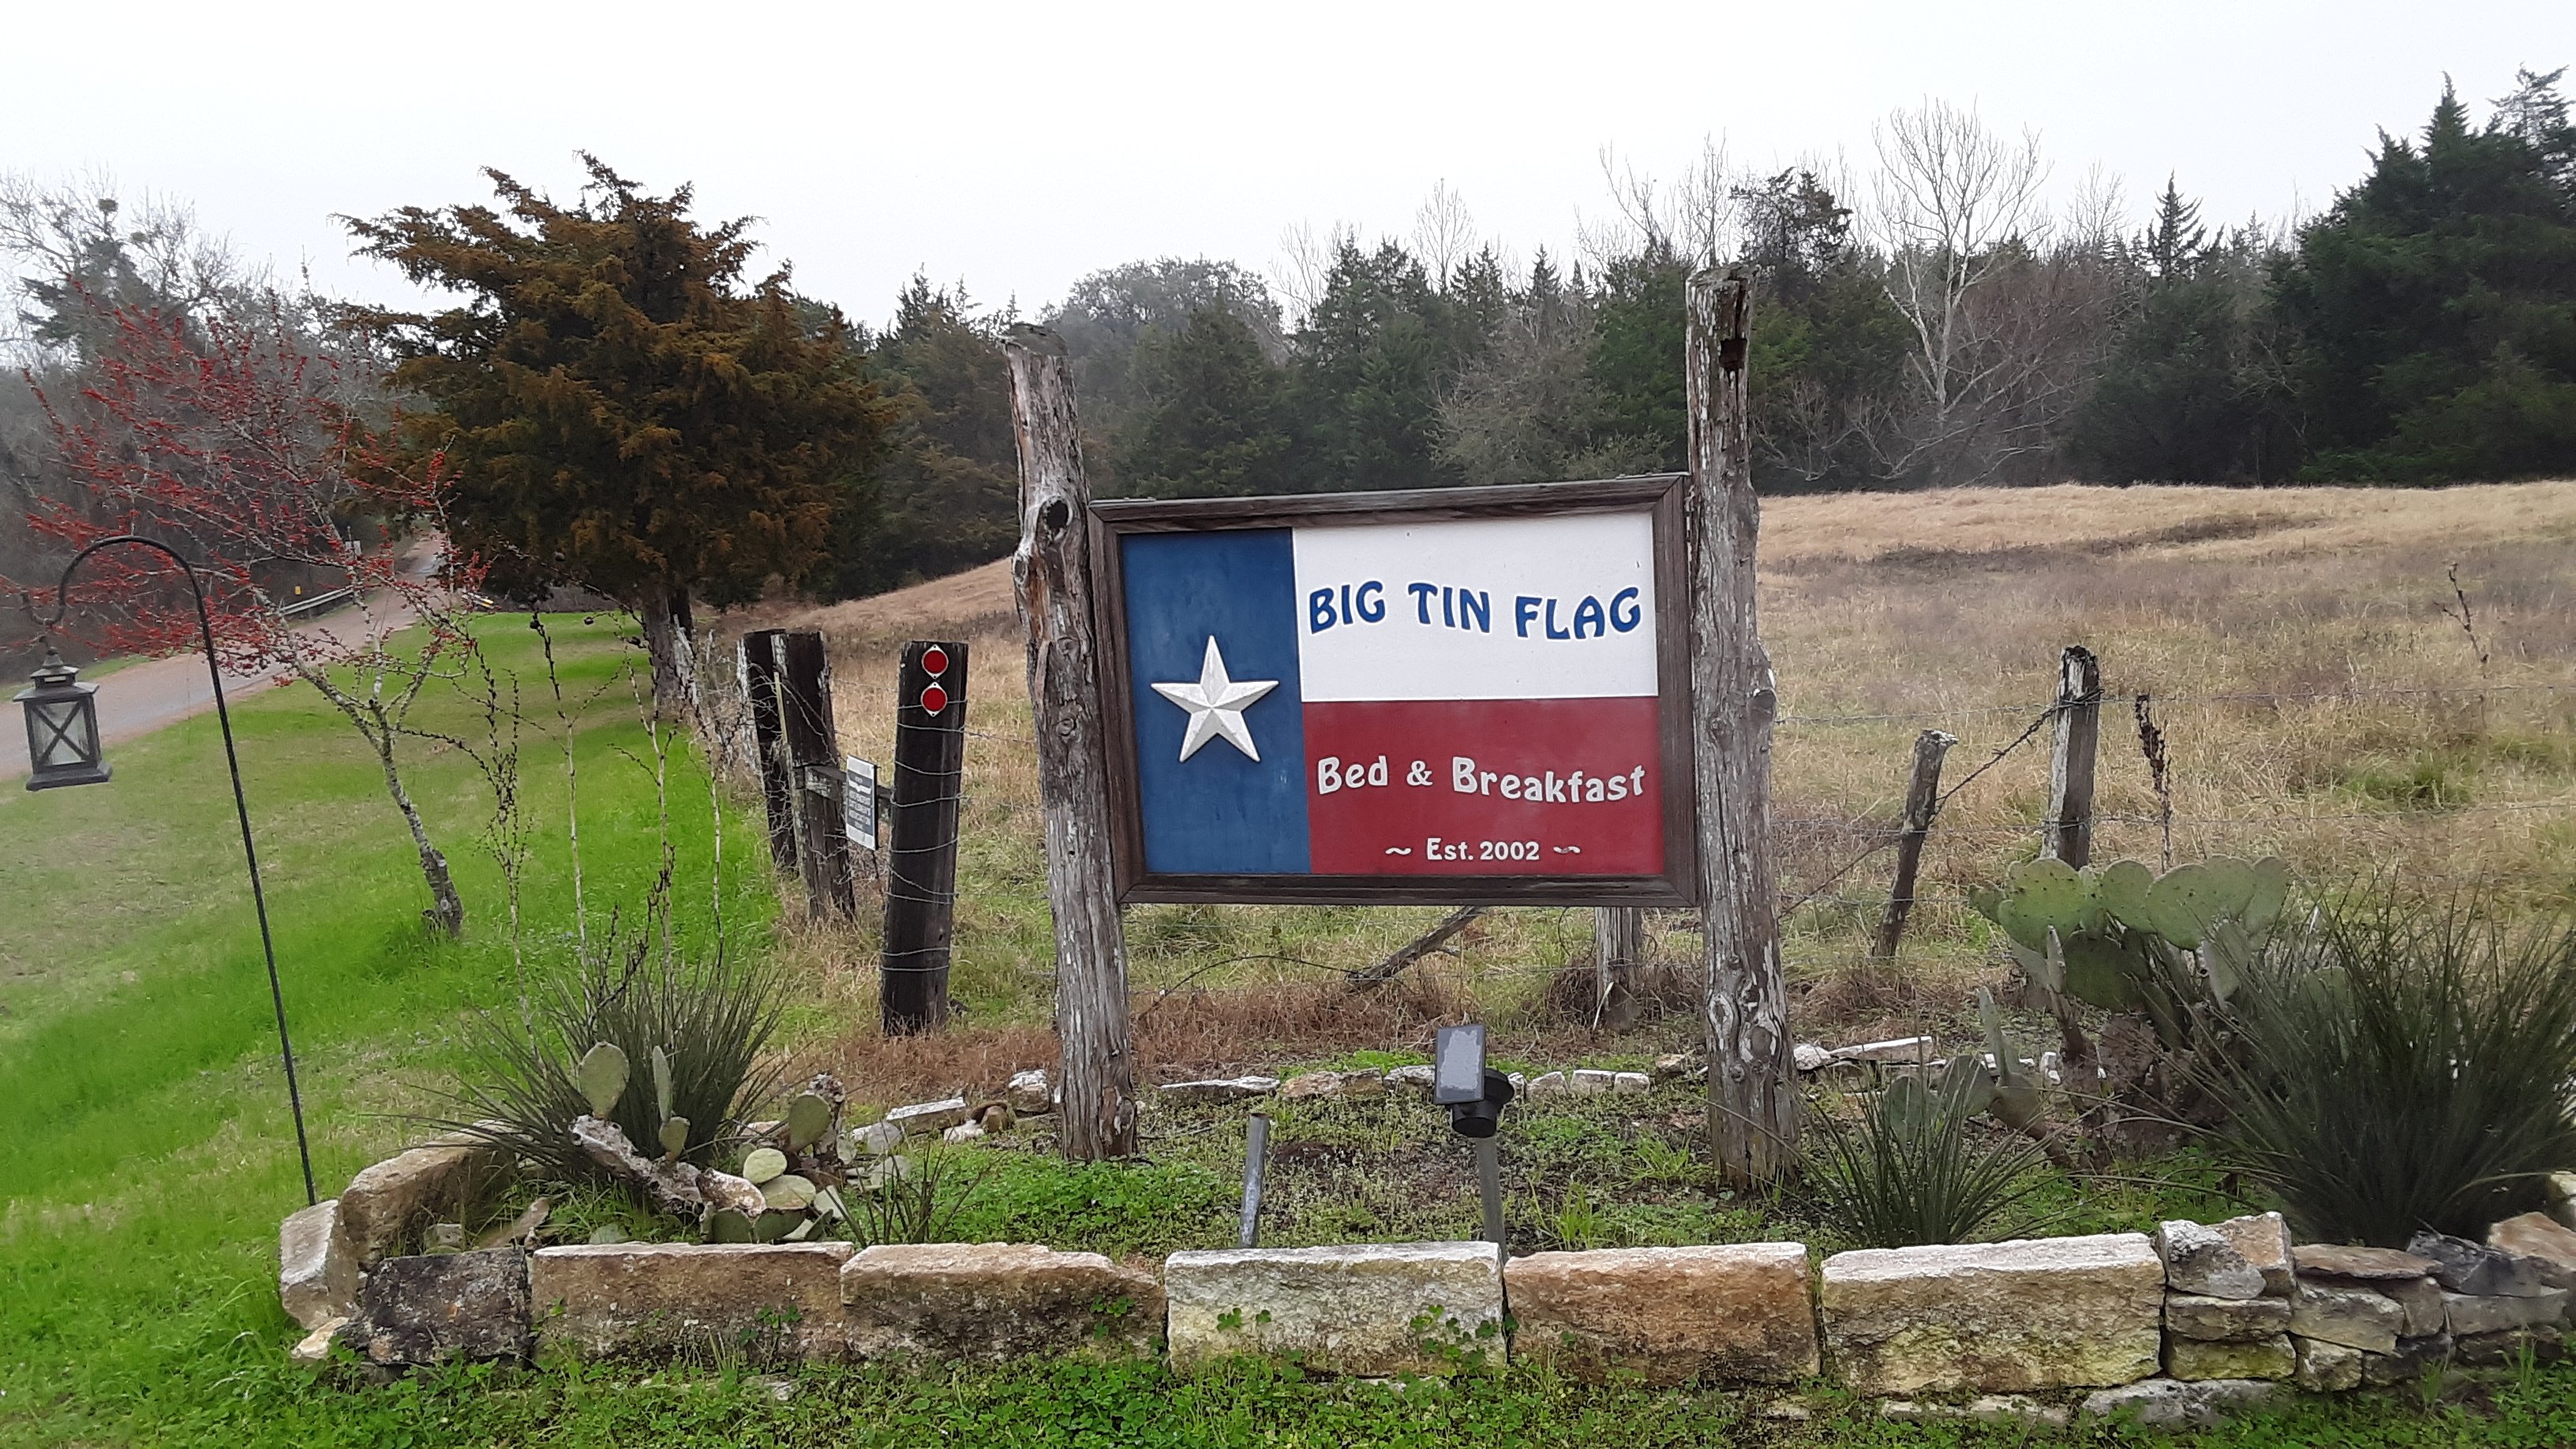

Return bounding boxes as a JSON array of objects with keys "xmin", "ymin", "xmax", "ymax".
[{"xmin": 721, "ymin": 482, "xmax": 2576, "ymax": 1106}]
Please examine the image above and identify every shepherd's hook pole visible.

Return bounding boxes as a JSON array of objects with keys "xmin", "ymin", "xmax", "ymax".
[{"xmin": 49, "ymin": 536, "xmax": 317, "ymax": 1205}]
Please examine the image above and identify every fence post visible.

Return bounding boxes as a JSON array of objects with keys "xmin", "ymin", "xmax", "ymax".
[
  {"xmin": 1870, "ymin": 729, "xmax": 1958, "ymax": 958},
  {"xmin": 1593, "ymin": 908, "xmax": 1644, "ymax": 1028},
  {"xmin": 2042, "ymin": 646, "xmax": 2102, "ymax": 868},
  {"xmin": 1685, "ymin": 268, "xmax": 1792, "ymax": 1189},
  {"xmin": 777, "ymin": 631, "xmax": 856, "ymax": 920},
  {"xmin": 739, "ymin": 629, "xmax": 800, "ymax": 876},
  {"xmin": 882, "ymin": 639, "xmax": 967, "ymax": 1034},
  {"xmin": 1002, "ymin": 324, "xmax": 1138, "ymax": 1162}
]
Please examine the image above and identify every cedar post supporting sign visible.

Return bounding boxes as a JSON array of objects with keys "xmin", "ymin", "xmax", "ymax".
[
  {"xmin": 739, "ymin": 629, "xmax": 801, "ymax": 877},
  {"xmin": 777, "ymin": 631, "xmax": 856, "ymax": 921},
  {"xmin": 1003, "ymin": 325, "xmax": 1139, "ymax": 1162},
  {"xmin": 881, "ymin": 639, "xmax": 968, "ymax": 1034},
  {"xmin": 1685, "ymin": 268, "xmax": 1792, "ymax": 1188}
]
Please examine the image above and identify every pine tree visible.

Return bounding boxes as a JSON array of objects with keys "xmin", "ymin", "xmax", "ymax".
[
  {"xmin": 346, "ymin": 156, "xmax": 893, "ymax": 710},
  {"xmin": 1114, "ymin": 308, "xmax": 1290, "ymax": 496}
]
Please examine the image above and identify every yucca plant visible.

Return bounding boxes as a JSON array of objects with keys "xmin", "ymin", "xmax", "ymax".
[
  {"xmin": 2196, "ymin": 897, "xmax": 2576, "ymax": 1245},
  {"xmin": 1802, "ymin": 1054, "xmax": 2050, "ymax": 1249},
  {"xmin": 438, "ymin": 922, "xmax": 787, "ymax": 1189}
]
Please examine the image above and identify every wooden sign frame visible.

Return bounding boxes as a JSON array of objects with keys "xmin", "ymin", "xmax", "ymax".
[{"xmin": 1089, "ymin": 474, "xmax": 1701, "ymax": 907}]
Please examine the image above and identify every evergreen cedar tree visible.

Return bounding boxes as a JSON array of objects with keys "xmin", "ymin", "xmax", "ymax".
[
  {"xmin": 2280, "ymin": 73, "xmax": 2576, "ymax": 482},
  {"xmin": 344, "ymin": 155, "xmax": 892, "ymax": 710}
]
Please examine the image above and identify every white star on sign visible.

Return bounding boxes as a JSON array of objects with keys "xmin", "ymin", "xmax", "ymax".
[{"xmin": 1151, "ymin": 636, "xmax": 1279, "ymax": 762}]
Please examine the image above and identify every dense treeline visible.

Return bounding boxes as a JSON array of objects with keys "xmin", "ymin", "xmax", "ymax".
[{"xmin": 6, "ymin": 74, "xmax": 2572, "ymax": 621}]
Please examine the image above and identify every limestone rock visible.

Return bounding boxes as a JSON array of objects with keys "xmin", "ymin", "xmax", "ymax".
[
  {"xmin": 337, "ymin": 1136, "xmax": 507, "ymax": 1264},
  {"xmin": 2457, "ymin": 1327, "xmax": 2569, "ymax": 1365},
  {"xmin": 2362, "ymin": 1334, "xmax": 2454, "ymax": 1387},
  {"xmin": 1792, "ymin": 1043, "xmax": 1831, "ymax": 1073},
  {"xmin": 279, "ymin": 1198, "xmax": 361, "ymax": 1330},
  {"xmin": 290, "ymin": 1316, "xmax": 350, "ymax": 1369},
  {"xmin": 1164, "ymin": 1241, "xmax": 1503, "ymax": 1376},
  {"xmin": 2158, "ymin": 1220, "xmax": 2265, "ymax": 1299},
  {"xmin": 530, "ymin": 1241, "xmax": 853, "ymax": 1361},
  {"xmin": 1881, "ymin": 1395, "xmax": 2069, "ymax": 1426},
  {"xmin": 2547, "ymin": 1171, "xmax": 2576, "ymax": 1231},
  {"xmin": 1384, "ymin": 1065, "xmax": 1436, "ymax": 1095},
  {"xmin": 2081, "ymin": 1377, "xmax": 2281, "ymax": 1428},
  {"xmin": 1282, "ymin": 1069, "xmax": 1384, "ymax": 1102},
  {"xmin": 942, "ymin": 1121, "xmax": 987, "ymax": 1144},
  {"xmin": 2212, "ymin": 1212, "xmax": 2293, "ymax": 1296},
  {"xmin": 854, "ymin": 1120, "xmax": 904, "ymax": 1156},
  {"xmin": 1570, "ymin": 1069, "xmax": 1616, "ymax": 1096},
  {"xmin": 1829, "ymin": 1035, "xmax": 1936, "ymax": 1065},
  {"xmin": 1503, "ymin": 1243, "xmax": 1816, "ymax": 1386},
  {"xmin": 2162, "ymin": 1292, "xmax": 2290, "ymax": 1342},
  {"xmin": 1524, "ymin": 1071, "xmax": 1568, "ymax": 1096},
  {"xmin": 339, "ymin": 1248, "xmax": 529, "ymax": 1366},
  {"xmin": 2408, "ymin": 1230, "xmax": 2556, "ymax": 1297},
  {"xmin": 1005, "ymin": 1069, "xmax": 1054, "ymax": 1116},
  {"xmin": 2292, "ymin": 1335, "xmax": 2362, "ymax": 1391},
  {"xmin": 2290, "ymin": 1279, "xmax": 2403, "ymax": 1354},
  {"xmin": 2166, "ymin": 1335, "xmax": 2295, "ymax": 1380},
  {"xmin": 886, "ymin": 1098, "xmax": 972, "ymax": 1136},
  {"xmin": 1158, "ymin": 1076, "xmax": 1280, "ymax": 1104},
  {"xmin": 841, "ymin": 1243, "xmax": 1162, "ymax": 1361},
  {"xmin": 2488, "ymin": 1211, "xmax": 2576, "ymax": 1290},
  {"xmin": 1817, "ymin": 1233, "xmax": 2163, "ymax": 1394},
  {"xmin": 1650, "ymin": 1053, "xmax": 1693, "ymax": 1080},
  {"xmin": 1611, "ymin": 1071, "xmax": 1652, "ymax": 1095},
  {"xmin": 2377, "ymin": 1275, "xmax": 2447, "ymax": 1337},
  {"xmin": 2443, "ymin": 1287, "xmax": 2568, "ymax": 1336},
  {"xmin": 2292, "ymin": 1244, "xmax": 2436, "ymax": 1280}
]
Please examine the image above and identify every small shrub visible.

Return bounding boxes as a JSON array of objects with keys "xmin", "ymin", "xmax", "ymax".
[
  {"xmin": 2197, "ymin": 897, "xmax": 2576, "ymax": 1245},
  {"xmin": 1801, "ymin": 1056, "xmax": 2049, "ymax": 1249},
  {"xmin": 844, "ymin": 1146, "xmax": 994, "ymax": 1247},
  {"xmin": 440, "ymin": 921, "xmax": 787, "ymax": 1186}
]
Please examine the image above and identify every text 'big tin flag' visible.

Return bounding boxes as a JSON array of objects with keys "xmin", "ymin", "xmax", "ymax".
[{"xmin": 1121, "ymin": 508, "xmax": 1663, "ymax": 877}]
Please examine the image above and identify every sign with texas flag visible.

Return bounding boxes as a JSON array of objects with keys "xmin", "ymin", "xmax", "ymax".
[{"xmin": 1093, "ymin": 476, "xmax": 1698, "ymax": 904}]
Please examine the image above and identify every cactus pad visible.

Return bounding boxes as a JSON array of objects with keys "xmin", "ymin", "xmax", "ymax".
[
  {"xmin": 741, "ymin": 1147, "xmax": 788, "ymax": 1185},
  {"xmin": 2061, "ymin": 931, "xmax": 2146, "ymax": 1011},
  {"xmin": 1998, "ymin": 857, "xmax": 2089, "ymax": 951},
  {"xmin": 2241, "ymin": 856, "xmax": 2292, "ymax": 938},
  {"xmin": 2093, "ymin": 859, "xmax": 2155, "ymax": 931},
  {"xmin": 709, "ymin": 1210, "xmax": 755, "ymax": 1244},
  {"xmin": 761, "ymin": 1174, "xmax": 817, "ymax": 1212},
  {"xmin": 658, "ymin": 1115, "xmax": 691, "ymax": 1160},
  {"xmin": 785, "ymin": 1091, "xmax": 832, "ymax": 1151},
  {"xmin": 650, "ymin": 1044, "xmax": 675, "ymax": 1122},
  {"xmin": 575, "ymin": 1042, "xmax": 631, "ymax": 1119},
  {"xmin": 2144, "ymin": 863, "xmax": 2230, "ymax": 948}
]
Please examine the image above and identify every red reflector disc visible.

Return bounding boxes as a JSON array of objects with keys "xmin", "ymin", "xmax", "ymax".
[
  {"xmin": 920, "ymin": 683, "xmax": 949, "ymax": 714},
  {"xmin": 921, "ymin": 646, "xmax": 949, "ymax": 676}
]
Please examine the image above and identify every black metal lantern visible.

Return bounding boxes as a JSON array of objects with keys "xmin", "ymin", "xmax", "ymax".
[{"xmin": 16, "ymin": 643, "xmax": 110, "ymax": 790}]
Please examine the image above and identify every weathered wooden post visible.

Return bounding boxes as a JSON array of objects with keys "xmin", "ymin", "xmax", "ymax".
[
  {"xmin": 739, "ymin": 629, "xmax": 800, "ymax": 876},
  {"xmin": 1685, "ymin": 268, "xmax": 1792, "ymax": 1187},
  {"xmin": 1870, "ymin": 728, "xmax": 1958, "ymax": 958},
  {"xmin": 2042, "ymin": 646, "xmax": 2102, "ymax": 868},
  {"xmin": 1002, "ymin": 324, "xmax": 1138, "ymax": 1161},
  {"xmin": 1593, "ymin": 908, "xmax": 1644, "ymax": 1028},
  {"xmin": 881, "ymin": 639, "xmax": 967, "ymax": 1034},
  {"xmin": 777, "ymin": 631, "xmax": 856, "ymax": 920}
]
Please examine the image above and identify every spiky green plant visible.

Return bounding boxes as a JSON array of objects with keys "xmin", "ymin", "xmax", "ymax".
[
  {"xmin": 844, "ymin": 1148, "xmax": 994, "ymax": 1248},
  {"xmin": 1802, "ymin": 1054, "xmax": 2049, "ymax": 1249},
  {"xmin": 2196, "ymin": 897, "xmax": 2576, "ymax": 1245},
  {"xmin": 437, "ymin": 928, "xmax": 786, "ymax": 1188}
]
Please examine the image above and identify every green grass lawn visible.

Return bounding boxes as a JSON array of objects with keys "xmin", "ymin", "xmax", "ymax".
[{"xmin": 3, "ymin": 615, "xmax": 2572, "ymax": 1447}]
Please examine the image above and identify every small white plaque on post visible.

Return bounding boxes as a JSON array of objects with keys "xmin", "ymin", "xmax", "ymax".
[{"xmin": 843, "ymin": 755, "xmax": 878, "ymax": 849}]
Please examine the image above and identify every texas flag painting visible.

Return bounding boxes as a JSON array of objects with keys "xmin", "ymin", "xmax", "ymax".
[{"xmin": 1112, "ymin": 500, "xmax": 1675, "ymax": 891}]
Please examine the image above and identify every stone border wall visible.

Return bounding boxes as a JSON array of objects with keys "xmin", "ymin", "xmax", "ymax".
[{"xmin": 283, "ymin": 1145, "xmax": 2576, "ymax": 1426}]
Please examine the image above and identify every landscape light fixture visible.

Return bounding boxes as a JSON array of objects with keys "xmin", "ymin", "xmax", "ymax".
[
  {"xmin": 15, "ymin": 642, "xmax": 109, "ymax": 789},
  {"xmin": 21, "ymin": 535, "xmax": 316, "ymax": 1205},
  {"xmin": 1432, "ymin": 1022, "xmax": 1516, "ymax": 1247}
]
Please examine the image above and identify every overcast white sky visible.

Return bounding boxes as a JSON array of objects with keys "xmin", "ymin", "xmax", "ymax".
[{"xmin": 6, "ymin": 0, "xmax": 2567, "ymax": 328}]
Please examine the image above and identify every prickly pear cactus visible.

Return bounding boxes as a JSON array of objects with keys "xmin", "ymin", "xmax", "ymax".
[
  {"xmin": 576, "ymin": 1042, "xmax": 631, "ymax": 1119},
  {"xmin": 1970, "ymin": 854, "xmax": 2293, "ymax": 1022},
  {"xmin": 785, "ymin": 1092, "xmax": 832, "ymax": 1153},
  {"xmin": 741, "ymin": 1147, "xmax": 788, "ymax": 1185},
  {"xmin": 658, "ymin": 1115, "xmax": 691, "ymax": 1162}
]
